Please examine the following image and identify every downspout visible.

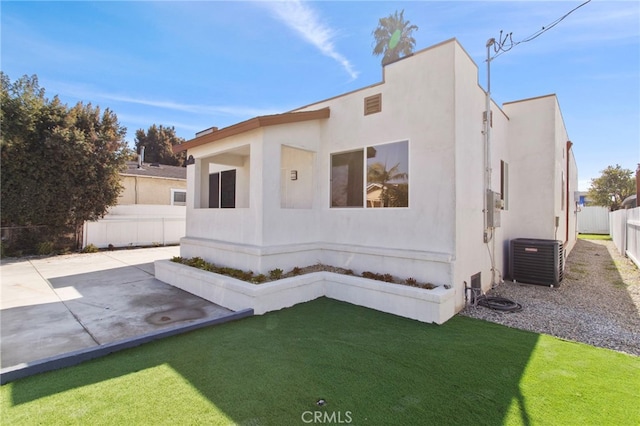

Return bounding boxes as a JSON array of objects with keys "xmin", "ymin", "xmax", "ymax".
[{"xmin": 565, "ymin": 140, "xmax": 573, "ymax": 243}]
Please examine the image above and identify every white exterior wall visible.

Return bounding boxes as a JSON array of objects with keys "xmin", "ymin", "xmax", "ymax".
[
  {"xmin": 181, "ymin": 40, "xmax": 461, "ymax": 286},
  {"xmin": 294, "ymin": 41, "xmax": 457, "ymax": 254},
  {"xmin": 178, "ymin": 38, "xmax": 578, "ymax": 314},
  {"xmin": 503, "ymin": 96, "xmax": 558, "ymax": 241},
  {"xmin": 501, "ymin": 95, "xmax": 578, "ymax": 275},
  {"xmin": 183, "ymin": 131, "xmax": 263, "ymax": 257},
  {"xmin": 451, "ymin": 43, "xmax": 512, "ymax": 308}
]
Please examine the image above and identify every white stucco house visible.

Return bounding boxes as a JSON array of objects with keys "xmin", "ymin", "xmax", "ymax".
[{"xmin": 156, "ymin": 38, "xmax": 578, "ymax": 324}]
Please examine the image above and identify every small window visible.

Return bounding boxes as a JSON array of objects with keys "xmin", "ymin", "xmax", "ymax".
[
  {"xmin": 171, "ymin": 189, "xmax": 187, "ymax": 206},
  {"xmin": 364, "ymin": 94, "xmax": 382, "ymax": 116}
]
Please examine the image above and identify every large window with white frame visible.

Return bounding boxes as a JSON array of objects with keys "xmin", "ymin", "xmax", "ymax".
[{"xmin": 331, "ymin": 140, "xmax": 408, "ymax": 208}]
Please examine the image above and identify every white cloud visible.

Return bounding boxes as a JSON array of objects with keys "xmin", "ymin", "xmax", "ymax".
[
  {"xmin": 49, "ymin": 81, "xmax": 282, "ymax": 118},
  {"xmin": 265, "ymin": 0, "xmax": 359, "ymax": 80},
  {"xmin": 100, "ymin": 93, "xmax": 282, "ymax": 118}
]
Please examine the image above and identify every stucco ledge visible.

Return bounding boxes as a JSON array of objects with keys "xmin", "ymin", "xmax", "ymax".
[{"xmin": 155, "ymin": 260, "xmax": 456, "ymax": 324}]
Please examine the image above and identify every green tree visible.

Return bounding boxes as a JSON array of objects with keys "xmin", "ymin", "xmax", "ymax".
[
  {"xmin": 587, "ymin": 164, "xmax": 636, "ymax": 210},
  {"xmin": 367, "ymin": 162, "xmax": 408, "ymax": 207},
  {"xmin": 372, "ymin": 9, "xmax": 419, "ymax": 66},
  {"xmin": 1, "ymin": 73, "xmax": 127, "ymax": 250},
  {"xmin": 134, "ymin": 124, "xmax": 185, "ymax": 166}
]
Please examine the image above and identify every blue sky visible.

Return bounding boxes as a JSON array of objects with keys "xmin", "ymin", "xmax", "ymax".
[{"xmin": 2, "ymin": 1, "xmax": 638, "ymax": 190}]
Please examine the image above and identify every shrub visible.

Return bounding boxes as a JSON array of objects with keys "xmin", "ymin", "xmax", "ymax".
[
  {"xmin": 170, "ymin": 256, "xmax": 436, "ymax": 290},
  {"xmin": 82, "ymin": 244, "xmax": 99, "ymax": 253},
  {"xmin": 186, "ymin": 257, "xmax": 207, "ymax": 269},
  {"xmin": 269, "ymin": 268, "xmax": 283, "ymax": 280},
  {"xmin": 362, "ymin": 271, "xmax": 378, "ymax": 280},
  {"xmin": 252, "ymin": 274, "xmax": 267, "ymax": 284},
  {"xmin": 240, "ymin": 271, "xmax": 254, "ymax": 281},
  {"xmin": 37, "ymin": 241, "xmax": 55, "ymax": 255}
]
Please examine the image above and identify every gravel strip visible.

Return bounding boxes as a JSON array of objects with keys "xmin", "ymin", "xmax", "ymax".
[{"xmin": 460, "ymin": 238, "xmax": 640, "ymax": 356}]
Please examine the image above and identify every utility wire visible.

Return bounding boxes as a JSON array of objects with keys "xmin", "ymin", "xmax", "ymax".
[{"xmin": 490, "ymin": 0, "xmax": 592, "ymax": 61}]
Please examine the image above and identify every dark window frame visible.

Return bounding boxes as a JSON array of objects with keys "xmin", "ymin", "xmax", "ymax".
[{"xmin": 209, "ymin": 169, "xmax": 236, "ymax": 208}]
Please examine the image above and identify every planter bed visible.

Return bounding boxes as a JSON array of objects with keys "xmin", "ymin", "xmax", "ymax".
[{"xmin": 155, "ymin": 260, "xmax": 456, "ymax": 324}]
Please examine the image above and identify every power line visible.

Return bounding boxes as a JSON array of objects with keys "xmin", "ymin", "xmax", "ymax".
[{"xmin": 490, "ymin": 0, "xmax": 592, "ymax": 61}]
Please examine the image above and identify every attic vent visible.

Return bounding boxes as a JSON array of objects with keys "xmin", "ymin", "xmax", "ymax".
[{"xmin": 364, "ymin": 94, "xmax": 382, "ymax": 116}]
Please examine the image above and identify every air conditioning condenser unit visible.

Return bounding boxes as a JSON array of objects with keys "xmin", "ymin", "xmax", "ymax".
[{"xmin": 510, "ymin": 238, "xmax": 564, "ymax": 286}]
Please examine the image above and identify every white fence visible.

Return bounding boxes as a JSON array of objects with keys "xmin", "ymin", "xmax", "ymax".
[
  {"xmin": 578, "ymin": 206, "xmax": 610, "ymax": 234},
  {"xmin": 83, "ymin": 205, "xmax": 186, "ymax": 249},
  {"xmin": 610, "ymin": 207, "xmax": 640, "ymax": 268}
]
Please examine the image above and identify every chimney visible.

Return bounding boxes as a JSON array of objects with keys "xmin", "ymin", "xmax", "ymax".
[
  {"xmin": 196, "ymin": 127, "xmax": 218, "ymax": 138},
  {"xmin": 138, "ymin": 146, "xmax": 145, "ymax": 169}
]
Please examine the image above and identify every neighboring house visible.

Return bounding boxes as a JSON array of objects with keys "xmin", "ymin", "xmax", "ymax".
[
  {"xmin": 171, "ymin": 38, "xmax": 578, "ymax": 316},
  {"xmin": 576, "ymin": 191, "xmax": 591, "ymax": 206},
  {"xmin": 119, "ymin": 161, "xmax": 187, "ymax": 206},
  {"xmin": 82, "ymin": 162, "xmax": 187, "ymax": 248}
]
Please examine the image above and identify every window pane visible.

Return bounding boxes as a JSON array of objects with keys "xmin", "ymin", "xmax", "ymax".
[
  {"xmin": 209, "ymin": 173, "xmax": 220, "ymax": 208},
  {"xmin": 173, "ymin": 191, "xmax": 186, "ymax": 203},
  {"xmin": 331, "ymin": 150, "xmax": 364, "ymax": 207},
  {"xmin": 221, "ymin": 170, "xmax": 236, "ymax": 208},
  {"xmin": 366, "ymin": 141, "xmax": 408, "ymax": 208}
]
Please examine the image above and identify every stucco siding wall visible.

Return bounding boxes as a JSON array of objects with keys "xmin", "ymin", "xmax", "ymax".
[
  {"xmin": 452, "ymin": 43, "xmax": 512, "ymax": 307},
  {"xmin": 185, "ymin": 130, "xmax": 263, "ymax": 246},
  {"xmin": 291, "ymin": 40, "xmax": 458, "ymax": 255},
  {"xmin": 503, "ymin": 96, "xmax": 558, "ymax": 241},
  {"xmin": 118, "ymin": 175, "xmax": 186, "ymax": 205}
]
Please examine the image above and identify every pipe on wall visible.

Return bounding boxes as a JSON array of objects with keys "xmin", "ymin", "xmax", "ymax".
[{"xmin": 565, "ymin": 140, "xmax": 573, "ymax": 243}]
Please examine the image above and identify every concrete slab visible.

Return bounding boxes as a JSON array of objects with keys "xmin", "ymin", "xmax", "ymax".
[
  {"xmin": 0, "ymin": 259, "xmax": 61, "ymax": 309},
  {"xmin": 0, "ymin": 246, "xmax": 236, "ymax": 371}
]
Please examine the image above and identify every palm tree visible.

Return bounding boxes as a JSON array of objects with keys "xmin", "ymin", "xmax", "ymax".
[
  {"xmin": 367, "ymin": 162, "xmax": 408, "ymax": 207},
  {"xmin": 372, "ymin": 9, "xmax": 419, "ymax": 66}
]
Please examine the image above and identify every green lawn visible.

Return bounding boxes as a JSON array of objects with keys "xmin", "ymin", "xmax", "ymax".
[
  {"xmin": 578, "ymin": 233, "xmax": 612, "ymax": 240},
  {"xmin": 2, "ymin": 298, "xmax": 638, "ymax": 425}
]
